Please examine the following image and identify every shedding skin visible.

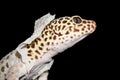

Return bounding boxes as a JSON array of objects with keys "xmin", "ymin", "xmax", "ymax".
[{"xmin": 0, "ymin": 15, "xmax": 96, "ymax": 80}]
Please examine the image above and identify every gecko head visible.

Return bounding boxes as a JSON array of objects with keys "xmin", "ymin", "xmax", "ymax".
[
  {"xmin": 48, "ymin": 15, "xmax": 96, "ymax": 44},
  {"xmin": 41, "ymin": 15, "xmax": 96, "ymax": 52}
]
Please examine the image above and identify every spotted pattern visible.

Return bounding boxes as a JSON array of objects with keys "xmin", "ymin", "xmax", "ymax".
[
  {"xmin": 25, "ymin": 15, "xmax": 96, "ymax": 63},
  {"xmin": 0, "ymin": 15, "xmax": 96, "ymax": 80}
]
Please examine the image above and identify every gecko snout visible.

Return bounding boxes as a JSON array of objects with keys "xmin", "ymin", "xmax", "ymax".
[
  {"xmin": 80, "ymin": 20, "xmax": 96, "ymax": 34},
  {"xmin": 91, "ymin": 20, "xmax": 96, "ymax": 32}
]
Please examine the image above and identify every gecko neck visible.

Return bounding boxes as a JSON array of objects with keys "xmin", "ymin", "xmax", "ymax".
[{"xmin": 25, "ymin": 27, "xmax": 57, "ymax": 63}]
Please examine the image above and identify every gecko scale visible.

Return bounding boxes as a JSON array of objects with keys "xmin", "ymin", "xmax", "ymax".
[{"xmin": 0, "ymin": 13, "xmax": 96, "ymax": 80}]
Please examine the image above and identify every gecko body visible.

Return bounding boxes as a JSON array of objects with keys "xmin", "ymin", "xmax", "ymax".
[{"xmin": 0, "ymin": 13, "xmax": 96, "ymax": 80}]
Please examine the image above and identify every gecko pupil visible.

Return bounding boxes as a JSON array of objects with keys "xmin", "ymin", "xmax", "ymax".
[{"xmin": 73, "ymin": 17, "xmax": 81, "ymax": 23}]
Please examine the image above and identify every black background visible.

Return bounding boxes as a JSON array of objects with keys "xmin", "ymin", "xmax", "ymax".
[{"xmin": 0, "ymin": 1, "xmax": 115, "ymax": 80}]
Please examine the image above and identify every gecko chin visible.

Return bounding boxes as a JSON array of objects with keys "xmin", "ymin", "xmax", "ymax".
[{"xmin": 66, "ymin": 34, "xmax": 89, "ymax": 48}]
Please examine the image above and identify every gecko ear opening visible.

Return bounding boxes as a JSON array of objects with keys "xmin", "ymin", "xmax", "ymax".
[{"xmin": 73, "ymin": 16, "xmax": 82, "ymax": 23}]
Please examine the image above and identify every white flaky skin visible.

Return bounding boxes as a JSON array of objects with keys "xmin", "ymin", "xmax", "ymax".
[
  {"xmin": 17, "ymin": 13, "xmax": 55, "ymax": 63},
  {"xmin": 0, "ymin": 13, "xmax": 55, "ymax": 80}
]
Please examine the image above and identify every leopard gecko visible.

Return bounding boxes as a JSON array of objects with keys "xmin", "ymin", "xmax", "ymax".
[{"xmin": 0, "ymin": 13, "xmax": 96, "ymax": 80}]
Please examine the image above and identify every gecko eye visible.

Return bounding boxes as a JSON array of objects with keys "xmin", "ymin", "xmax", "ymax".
[{"xmin": 73, "ymin": 17, "xmax": 82, "ymax": 23}]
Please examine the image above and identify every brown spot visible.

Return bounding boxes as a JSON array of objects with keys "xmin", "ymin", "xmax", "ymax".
[
  {"xmin": 26, "ymin": 44, "xmax": 30, "ymax": 48},
  {"xmin": 44, "ymin": 38, "xmax": 48, "ymax": 41},
  {"xmin": 55, "ymin": 25, "xmax": 57, "ymax": 30},
  {"xmin": 31, "ymin": 43, "xmax": 35, "ymax": 48},
  {"xmin": 73, "ymin": 23, "xmax": 76, "ymax": 25},
  {"xmin": 51, "ymin": 33, "xmax": 54, "ymax": 35},
  {"xmin": 65, "ymin": 31, "xmax": 69, "ymax": 35},
  {"xmin": 47, "ymin": 23, "xmax": 50, "ymax": 27},
  {"xmin": 62, "ymin": 25, "xmax": 66, "ymax": 30},
  {"xmin": 53, "ymin": 35, "xmax": 57, "ymax": 40},
  {"xmin": 58, "ymin": 20, "xmax": 61, "ymax": 24},
  {"xmin": 63, "ymin": 20, "xmax": 67, "ymax": 23},
  {"xmin": 59, "ymin": 38, "xmax": 61, "ymax": 40},
  {"xmin": 57, "ymin": 32, "xmax": 62, "ymax": 36},
  {"xmin": 45, "ymin": 26, "xmax": 48, "ymax": 30},
  {"xmin": 50, "ymin": 25, "xmax": 53, "ymax": 29},
  {"xmin": 74, "ymin": 28, "xmax": 80, "ymax": 32},
  {"xmin": 74, "ymin": 34, "xmax": 76, "ymax": 36},
  {"xmin": 41, "ymin": 43, "xmax": 44, "ymax": 46},
  {"xmin": 31, "ymin": 58, "xmax": 33, "ymax": 60},
  {"xmin": 88, "ymin": 21, "xmax": 90, "ymax": 23},
  {"xmin": 41, "ymin": 43, "xmax": 44, "ymax": 47},
  {"xmin": 46, "ymin": 48, "xmax": 50, "ymax": 51},
  {"xmin": 61, "ymin": 41, "xmax": 64, "ymax": 44},
  {"xmin": 81, "ymin": 28, "xmax": 84, "ymax": 31},
  {"xmin": 85, "ymin": 30, "xmax": 88, "ymax": 33},
  {"xmin": 78, "ymin": 24, "xmax": 83, "ymax": 26},
  {"xmin": 83, "ymin": 26, "xmax": 86, "ymax": 28},
  {"xmin": 6, "ymin": 63, "xmax": 9, "ymax": 68},
  {"xmin": 91, "ymin": 25, "xmax": 95, "ymax": 29},
  {"xmin": 58, "ymin": 33, "xmax": 62, "ymax": 36},
  {"xmin": 27, "ymin": 54, "xmax": 32, "ymax": 56},
  {"xmin": 35, "ymin": 55, "xmax": 38, "ymax": 59},
  {"xmin": 35, "ymin": 50, "xmax": 40, "ymax": 55},
  {"xmin": 58, "ymin": 25, "xmax": 61, "ymax": 30},
  {"xmin": 91, "ymin": 21, "xmax": 94, "ymax": 23},
  {"xmin": 70, "ymin": 20, "xmax": 73, "ymax": 22},
  {"xmin": 53, "ymin": 30, "xmax": 59, "ymax": 36},
  {"xmin": 1, "ymin": 66, "xmax": 5, "ymax": 72},
  {"xmin": 47, "ymin": 42, "xmax": 50, "ymax": 45},
  {"xmin": 88, "ymin": 26, "xmax": 90, "ymax": 30},
  {"xmin": 45, "ymin": 31, "xmax": 48, "ymax": 35},
  {"xmin": 28, "ymin": 50, "xmax": 32, "ymax": 53},
  {"xmin": 83, "ymin": 20, "xmax": 87, "ymax": 24},
  {"xmin": 70, "ymin": 36, "xmax": 73, "ymax": 39},
  {"xmin": 34, "ymin": 39, "xmax": 38, "ymax": 45},
  {"xmin": 15, "ymin": 53, "xmax": 21, "ymax": 59},
  {"xmin": 69, "ymin": 26, "xmax": 72, "ymax": 31},
  {"xmin": 54, "ymin": 20, "xmax": 57, "ymax": 24},
  {"xmin": 41, "ymin": 34, "xmax": 44, "ymax": 38},
  {"xmin": 39, "ymin": 47, "xmax": 43, "ymax": 50},
  {"xmin": 58, "ymin": 18, "xmax": 63, "ymax": 24},
  {"xmin": 87, "ymin": 24, "xmax": 90, "ymax": 27},
  {"xmin": 67, "ymin": 23, "xmax": 71, "ymax": 25},
  {"xmin": 49, "ymin": 36, "xmax": 52, "ymax": 39},
  {"xmin": 6, "ymin": 55, "xmax": 9, "ymax": 59},
  {"xmin": 37, "ymin": 38, "xmax": 41, "ymax": 41},
  {"xmin": 51, "ymin": 42, "xmax": 54, "ymax": 45},
  {"xmin": 56, "ymin": 42, "xmax": 58, "ymax": 45},
  {"xmin": 49, "ymin": 31, "xmax": 52, "ymax": 34}
]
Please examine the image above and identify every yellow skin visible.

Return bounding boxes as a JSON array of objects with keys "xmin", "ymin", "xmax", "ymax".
[{"xmin": 0, "ymin": 15, "xmax": 96, "ymax": 80}]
